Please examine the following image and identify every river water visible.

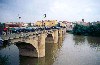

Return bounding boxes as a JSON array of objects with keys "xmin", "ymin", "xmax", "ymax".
[{"xmin": 0, "ymin": 33, "xmax": 100, "ymax": 65}]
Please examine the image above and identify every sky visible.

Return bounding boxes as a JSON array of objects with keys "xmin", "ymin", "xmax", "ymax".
[{"xmin": 0, "ymin": 0, "xmax": 100, "ymax": 22}]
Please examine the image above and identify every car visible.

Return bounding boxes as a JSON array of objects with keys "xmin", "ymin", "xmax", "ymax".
[
  {"xmin": 26, "ymin": 27, "xmax": 35, "ymax": 32},
  {"xmin": 38, "ymin": 27, "xmax": 44, "ymax": 31},
  {"xmin": 11, "ymin": 28, "xmax": 16, "ymax": 33},
  {"xmin": 31, "ymin": 28, "xmax": 35, "ymax": 32},
  {"xmin": 21, "ymin": 28, "xmax": 26, "ymax": 32},
  {"xmin": 12, "ymin": 28, "xmax": 21, "ymax": 33},
  {"xmin": 32, "ymin": 27, "xmax": 39, "ymax": 31},
  {"xmin": 45, "ymin": 27, "xmax": 51, "ymax": 30},
  {"xmin": 51, "ymin": 26, "xmax": 61, "ymax": 29}
]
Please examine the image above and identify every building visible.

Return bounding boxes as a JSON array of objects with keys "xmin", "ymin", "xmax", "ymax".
[
  {"xmin": 22, "ymin": 23, "xmax": 28, "ymax": 27},
  {"xmin": 62, "ymin": 21, "xmax": 74, "ymax": 30},
  {"xmin": 59, "ymin": 21, "xmax": 66, "ymax": 27},
  {"xmin": 5, "ymin": 22, "xmax": 23, "ymax": 27},
  {"xmin": 35, "ymin": 20, "xmax": 58, "ymax": 27},
  {"xmin": 76, "ymin": 21, "xmax": 89, "ymax": 26},
  {"xmin": 43, "ymin": 20, "xmax": 58, "ymax": 27},
  {"xmin": 89, "ymin": 21, "xmax": 100, "ymax": 25},
  {"xmin": 35, "ymin": 21, "xmax": 42, "ymax": 27}
]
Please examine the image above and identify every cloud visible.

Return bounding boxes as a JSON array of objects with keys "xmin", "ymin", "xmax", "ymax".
[
  {"xmin": 48, "ymin": 0, "xmax": 100, "ymax": 21},
  {"xmin": 0, "ymin": 0, "xmax": 100, "ymax": 22}
]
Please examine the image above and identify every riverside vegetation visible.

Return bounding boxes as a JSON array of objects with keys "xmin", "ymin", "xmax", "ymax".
[{"xmin": 72, "ymin": 24, "xmax": 100, "ymax": 37}]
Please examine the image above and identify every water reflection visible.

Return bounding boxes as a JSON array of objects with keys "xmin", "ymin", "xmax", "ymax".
[
  {"xmin": 87, "ymin": 36, "xmax": 100, "ymax": 47},
  {"xmin": 45, "ymin": 43, "xmax": 57, "ymax": 65},
  {"xmin": 20, "ymin": 56, "xmax": 38, "ymax": 65},
  {"xmin": 53, "ymin": 34, "xmax": 100, "ymax": 65},
  {"xmin": 73, "ymin": 35, "xmax": 100, "ymax": 47},
  {"xmin": 0, "ymin": 44, "xmax": 19, "ymax": 65},
  {"xmin": 87, "ymin": 36, "xmax": 100, "ymax": 51},
  {"xmin": 0, "ymin": 55, "xmax": 10, "ymax": 65},
  {"xmin": 58, "ymin": 37, "xmax": 63, "ymax": 49},
  {"xmin": 73, "ymin": 35, "xmax": 85, "ymax": 45},
  {"xmin": 0, "ymin": 34, "xmax": 100, "ymax": 65},
  {"xmin": 20, "ymin": 53, "xmax": 45, "ymax": 65}
]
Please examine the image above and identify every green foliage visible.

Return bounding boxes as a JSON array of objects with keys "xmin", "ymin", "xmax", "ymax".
[{"xmin": 73, "ymin": 24, "xmax": 100, "ymax": 36}]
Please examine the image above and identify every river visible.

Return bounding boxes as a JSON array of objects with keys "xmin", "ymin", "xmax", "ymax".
[{"xmin": 0, "ymin": 33, "xmax": 100, "ymax": 65}]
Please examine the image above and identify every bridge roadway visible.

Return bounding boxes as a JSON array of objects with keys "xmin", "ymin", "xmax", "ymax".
[{"xmin": 1, "ymin": 28, "xmax": 66, "ymax": 57}]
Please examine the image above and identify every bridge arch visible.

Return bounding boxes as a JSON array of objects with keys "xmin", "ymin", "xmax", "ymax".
[
  {"xmin": 45, "ymin": 34, "xmax": 54, "ymax": 43},
  {"xmin": 16, "ymin": 42, "xmax": 38, "ymax": 57},
  {"xmin": 46, "ymin": 29, "xmax": 59, "ymax": 43},
  {"xmin": 47, "ymin": 34, "xmax": 53, "ymax": 37}
]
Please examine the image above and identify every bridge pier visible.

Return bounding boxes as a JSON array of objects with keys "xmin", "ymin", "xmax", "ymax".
[
  {"xmin": 16, "ymin": 33, "xmax": 46, "ymax": 58},
  {"xmin": 58, "ymin": 28, "xmax": 63, "ymax": 37},
  {"xmin": 63, "ymin": 28, "xmax": 66, "ymax": 34},
  {"xmin": 54, "ymin": 30, "xmax": 58, "ymax": 43},
  {"xmin": 38, "ymin": 33, "xmax": 46, "ymax": 57}
]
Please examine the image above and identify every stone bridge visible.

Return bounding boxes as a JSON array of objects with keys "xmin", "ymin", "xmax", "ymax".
[{"xmin": 1, "ymin": 28, "xmax": 66, "ymax": 57}]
